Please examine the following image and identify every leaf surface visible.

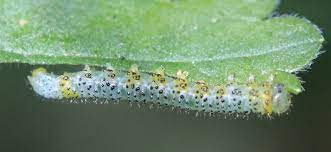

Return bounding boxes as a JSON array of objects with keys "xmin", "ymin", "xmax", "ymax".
[{"xmin": 0, "ymin": 0, "xmax": 324, "ymax": 94}]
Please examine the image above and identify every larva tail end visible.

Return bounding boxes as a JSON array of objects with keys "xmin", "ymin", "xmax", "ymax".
[{"xmin": 28, "ymin": 68, "xmax": 63, "ymax": 99}]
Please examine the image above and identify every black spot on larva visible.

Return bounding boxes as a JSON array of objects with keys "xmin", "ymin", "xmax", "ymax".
[
  {"xmin": 221, "ymin": 99, "xmax": 225, "ymax": 103},
  {"xmin": 85, "ymin": 73, "xmax": 92, "ymax": 78},
  {"xmin": 111, "ymin": 85, "xmax": 115, "ymax": 90},
  {"xmin": 82, "ymin": 82, "xmax": 86, "ymax": 85},
  {"xmin": 159, "ymin": 90, "xmax": 163, "ymax": 94},
  {"xmin": 142, "ymin": 93, "xmax": 146, "ymax": 96},
  {"xmin": 203, "ymin": 98, "xmax": 207, "ymax": 102},
  {"xmin": 101, "ymin": 84, "xmax": 104, "ymax": 87},
  {"xmin": 233, "ymin": 98, "xmax": 236, "ymax": 101},
  {"xmin": 135, "ymin": 87, "xmax": 140, "ymax": 91},
  {"xmin": 127, "ymin": 92, "xmax": 130, "ymax": 96},
  {"xmin": 216, "ymin": 96, "xmax": 219, "ymax": 99},
  {"xmin": 63, "ymin": 76, "xmax": 69, "ymax": 80},
  {"xmin": 216, "ymin": 102, "xmax": 220, "ymax": 105},
  {"xmin": 150, "ymin": 86, "xmax": 153, "ymax": 90},
  {"xmin": 164, "ymin": 96, "xmax": 168, "ymax": 99},
  {"xmin": 209, "ymin": 104, "xmax": 212, "ymax": 108},
  {"xmin": 155, "ymin": 86, "xmax": 159, "ymax": 89},
  {"xmin": 180, "ymin": 95, "xmax": 184, "ymax": 99}
]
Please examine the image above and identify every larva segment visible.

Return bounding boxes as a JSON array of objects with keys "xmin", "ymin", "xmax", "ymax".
[
  {"xmin": 215, "ymin": 86, "xmax": 226, "ymax": 107},
  {"xmin": 59, "ymin": 74, "xmax": 80, "ymax": 99},
  {"xmin": 262, "ymin": 82, "xmax": 273, "ymax": 115},
  {"xmin": 174, "ymin": 70, "xmax": 189, "ymax": 93},
  {"xmin": 28, "ymin": 65, "xmax": 293, "ymax": 117},
  {"xmin": 126, "ymin": 64, "xmax": 141, "ymax": 89},
  {"xmin": 194, "ymin": 81, "xmax": 212, "ymax": 111}
]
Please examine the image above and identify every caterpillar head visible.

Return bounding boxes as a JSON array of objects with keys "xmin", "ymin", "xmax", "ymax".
[
  {"xmin": 28, "ymin": 68, "xmax": 63, "ymax": 99},
  {"xmin": 272, "ymin": 84, "xmax": 291, "ymax": 114}
]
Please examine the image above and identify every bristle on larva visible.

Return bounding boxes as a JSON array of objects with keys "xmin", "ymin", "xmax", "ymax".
[{"xmin": 28, "ymin": 65, "xmax": 292, "ymax": 116}]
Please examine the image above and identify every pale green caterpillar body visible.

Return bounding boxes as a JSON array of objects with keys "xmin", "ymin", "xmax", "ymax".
[{"xmin": 28, "ymin": 65, "xmax": 291, "ymax": 116}]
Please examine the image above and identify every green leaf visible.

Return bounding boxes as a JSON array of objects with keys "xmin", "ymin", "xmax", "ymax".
[{"xmin": 0, "ymin": 0, "xmax": 324, "ymax": 94}]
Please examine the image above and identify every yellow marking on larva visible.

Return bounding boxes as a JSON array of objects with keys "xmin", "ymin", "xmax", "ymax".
[
  {"xmin": 152, "ymin": 67, "xmax": 167, "ymax": 86},
  {"xmin": 59, "ymin": 74, "xmax": 80, "ymax": 99},
  {"xmin": 175, "ymin": 70, "xmax": 188, "ymax": 92},
  {"xmin": 126, "ymin": 64, "xmax": 141, "ymax": 89},
  {"xmin": 104, "ymin": 66, "xmax": 117, "ymax": 79},
  {"xmin": 195, "ymin": 80, "xmax": 210, "ymax": 97},
  {"xmin": 262, "ymin": 82, "xmax": 273, "ymax": 115},
  {"xmin": 216, "ymin": 85, "xmax": 226, "ymax": 97},
  {"xmin": 31, "ymin": 67, "xmax": 47, "ymax": 77}
]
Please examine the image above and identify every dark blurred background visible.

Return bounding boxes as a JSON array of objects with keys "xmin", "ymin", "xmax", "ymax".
[{"xmin": 0, "ymin": 0, "xmax": 330, "ymax": 152}]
